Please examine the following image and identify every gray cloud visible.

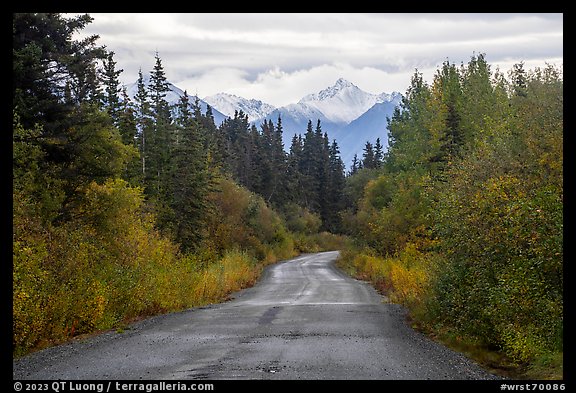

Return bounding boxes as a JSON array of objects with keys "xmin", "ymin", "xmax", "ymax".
[{"xmin": 74, "ymin": 13, "xmax": 563, "ymax": 106}]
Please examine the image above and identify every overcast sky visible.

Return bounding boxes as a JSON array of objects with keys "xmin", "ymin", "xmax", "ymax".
[{"xmin": 72, "ymin": 13, "xmax": 563, "ymax": 107}]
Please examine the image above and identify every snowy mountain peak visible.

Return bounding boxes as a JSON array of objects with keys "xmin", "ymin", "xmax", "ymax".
[
  {"xmin": 299, "ymin": 78, "xmax": 360, "ymax": 103},
  {"xmin": 335, "ymin": 77, "xmax": 354, "ymax": 88},
  {"xmin": 203, "ymin": 92, "xmax": 276, "ymax": 123},
  {"xmin": 295, "ymin": 78, "xmax": 395, "ymax": 124}
]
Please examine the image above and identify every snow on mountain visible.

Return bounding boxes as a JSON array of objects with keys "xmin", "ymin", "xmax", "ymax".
[
  {"xmin": 203, "ymin": 93, "xmax": 275, "ymax": 123},
  {"xmin": 252, "ymin": 79, "xmax": 402, "ymax": 168},
  {"xmin": 124, "ymin": 76, "xmax": 228, "ymax": 126},
  {"xmin": 124, "ymin": 76, "xmax": 402, "ymax": 170},
  {"xmin": 297, "ymin": 78, "xmax": 390, "ymax": 124}
]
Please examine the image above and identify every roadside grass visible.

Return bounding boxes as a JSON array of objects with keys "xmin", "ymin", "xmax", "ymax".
[
  {"xmin": 13, "ymin": 231, "xmax": 347, "ymax": 358},
  {"xmin": 335, "ymin": 246, "xmax": 563, "ymax": 380},
  {"xmin": 13, "ymin": 248, "xmax": 266, "ymax": 358},
  {"xmin": 412, "ymin": 321, "xmax": 563, "ymax": 380}
]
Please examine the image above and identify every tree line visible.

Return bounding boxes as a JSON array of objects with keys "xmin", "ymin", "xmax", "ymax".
[{"xmin": 215, "ymin": 114, "xmax": 346, "ymax": 233}]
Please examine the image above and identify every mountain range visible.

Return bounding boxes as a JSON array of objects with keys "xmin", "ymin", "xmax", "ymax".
[{"xmin": 126, "ymin": 77, "xmax": 402, "ymax": 169}]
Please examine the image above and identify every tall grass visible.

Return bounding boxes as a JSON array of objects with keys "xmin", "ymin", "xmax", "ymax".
[
  {"xmin": 336, "ymin": 243, "xmax": 434, "ymax": 309},
  {"xmin": 14, "ymin": 232, "xmax": 270, "ymax": 357}
]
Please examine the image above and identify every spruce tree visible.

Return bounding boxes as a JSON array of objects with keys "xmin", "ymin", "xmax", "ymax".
[
  {"xmin": 270, "ymin": 116, "xmax": 287, "ymax": 206},
  {"xmin": 173, "ymin": 90, "xmax": 193, "ymax": 146},
  {"xmin": 374, "ymin": 138, "xmax": 384, "ymax": 168},
  {"xmin": 254, "ymin": 119, "xmax": 271, "ymax": 195},
  {"xmin": 510, "ymin": 62, "xmax": 528, "ymax": 98},
  {"xmin": 134, "ymin": 69, "xmax": 152, "ymax": 177},
  {"xmin": 13, "ymin": 13, "xmax": 107, "ymax": 166},
  {"xmin": 435, "ymin": 60, "xmax": 464, "ymax": 163},
  {"xmin": 169, "ymin": 90, "xmax": 214, "ymax": 250},
  {"xmin": 362, "ymin": 141, "xmax": 376, "ymax": 169},
  {"xmin": 324, "ymin": 139, "xmax": 346, "ymax": 232},
  {"xmin": 350, "ymin": 154, "xmax": 360, "ymax": 176},
  {"xmin": 300, "ymin": 120, "xmax": 319, "ymax": 211},
  {"xmin": 287, "ymin": 134, "xmax": 304, "ymax": 206},
  {"xmin": 117, "ymin": 87, "xmax": 137, "ymax": 146},
  {"xmin": 202, "ymin": 104, "xmax": 227, "ymax": 171},
  {"xmin": 318, "ymin": 131, "xmax": 331, "ymax": 226},
  {"xmin": 147, "ymin": 52, "xmax": 172, "ymax": 197},
  {"xmin": 251, "ymin": 117, "xmax": 288, "ymax": 207},
  {"xmin": 220, "ymin": 111, "xmax": 254, "ymax": 189},
  {"xmin": 149, "ymin": 52, "xmax": 171, "ymax": 122},
  {"xmin": 101, "ymin": 51, "xmax": 123, "ymax": 126},
  {"xmin": 117, "ymin": 86, "xmax": 141, "ymax": 184}
]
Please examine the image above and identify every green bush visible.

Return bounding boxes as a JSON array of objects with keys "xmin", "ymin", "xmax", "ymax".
[
  {"xmin": 282, "ymin": 203, "xmax": 322, "ymax": 235},
  {"xmin": 14, "ymin": 176, "xmax": 310, "ymax": 357}
]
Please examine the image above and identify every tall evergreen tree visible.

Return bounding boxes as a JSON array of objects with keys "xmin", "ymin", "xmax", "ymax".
[
  {"xmin": 510, "ymin": 61, "xmax": 528, "ymax": 98},
  {"xmin": 300, "ymin": 120, "xmax": 320, "ymax": 211},
  {"xmin": 169, "ymin": 90, "xmax": 214, "ymax": 250},
  {"xmin": 318, "ymin": 131, "xmax": 331, "ymax": 223},
  {"xmin": 294, "ymin": 119, "xmax": 336, "ymax": 224},
  {"xmin": 202, "ymin": 103, "xmax": 227, "ymax": 171},
  {"xmin": 117, "ymin": 87, "xmax": 137, "ymax": 146},
  {"xmin": 362, "ymin": 141, "xmax": 376, "ymax": 169},
  {"xmin": 69, "ymin": 59, "xmax": 103, "ymax": 107},
  {"xmin": 134, "ymin": 69, "xmax": 152, "ymax": 177},
  {"xmin": 100, "ymin": 51, "xmax": 123, "ymax": 125},
  {"xmin": 286, "ymin": 134, "xmax": 304, "ymax": 206},
  {"xmin": 254, "ymin": 119, "xmax": 274, "ymax": 202},
  {"xmin": 173, "ymin": 90, "xmax": 193, "ymax": 146},
  {"xmin": 147, "ymin": 52, "xmax": 172, "ymax": 197},
  {"xmin": 270, "ymin": 116, "xmax": 288, "ymax": 206},
  {"xmin": 253, "ymin": 116, "xmax": 288, "ymax": 207},
  {"xmin": 116, "ymin": 86, "xmax": 141, "ymax": 184},
  {"xmin": 220, "ymin": 110, "xmax": 255, "ymax": 189},
  {"xmin": 435, "ymin": 60, "xmax": 464, "ymax": 163},
  {"xmin": 350, "ymin": 153, "xmax": 360, "ymax": 176},
  {"xmin": 323, "ymin": 139, "xmax": 346, "ymax": 232},
  {"xmin": 13, "ymin": 13, "xmax": 107, "ymax": 166},
  {"xmin": 374, "ymin": 138, "xmax": 384, "ymax": 168},
  {"xmin": 149, "ymin": 52, "xmax": 171, "ymax": 122}
]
